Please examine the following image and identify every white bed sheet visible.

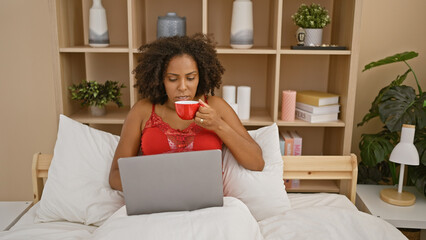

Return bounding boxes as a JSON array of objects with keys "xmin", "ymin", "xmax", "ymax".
[
  {"xmin": 0, "ymin": 194, "xmax": 408, "ymax": 240},
  {"xmin": 0, "ymin": 203, "xmax": 96, "ymax": 240}
]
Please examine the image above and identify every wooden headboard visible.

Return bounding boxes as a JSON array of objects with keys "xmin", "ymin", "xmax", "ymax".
[{"xmin": 32, "ymin": 153, "xmax": 357, "ymax": 204}]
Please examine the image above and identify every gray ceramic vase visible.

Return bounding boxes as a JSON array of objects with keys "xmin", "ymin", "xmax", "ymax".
[{"xmin": 157, "ymin": 12, "xmax": 186, "ymax": 39}]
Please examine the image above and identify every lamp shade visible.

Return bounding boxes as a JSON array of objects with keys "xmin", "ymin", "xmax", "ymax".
[{"xmin": 389, "ymin": 124, "xmax": 419, "ymax": 166}]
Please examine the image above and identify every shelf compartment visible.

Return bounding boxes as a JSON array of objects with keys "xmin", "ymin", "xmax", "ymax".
[
  {"xmin": 208, "ymin": 0, "xmax": 279, "ymax": 49},
  {"xmin": 281, "ymin": 0, "xmax": 356, "ymax": 50},
  {"xmin": 59, "ymin": 46, "xmax": 129, "ymax": 53},
  {"xmin": 70, "ymin": 106, "xmax": 130, "ymax": 124},
  {"xmin": 59, "ymin": 52, "xmax": 130, "ymax": 118},
  {"xmin": 278, "ymin": 127, "xmax": 326, "ymax": 155},
  {"xmin": 85, "ymin": 53, "xmax": 130, "ymax": 107},
  {"xmin": 56, "ymin": 0, "xmax": 128, "ymax": 48},
  {"xmin": 279, "ymin": 126, "xmax": 346, "ymax": 155},
  {"xmin": 132, "ymin": 0, "xmax": 202, "ymax": 48},
  {"xmin": 285, "ymin": 180, "xmax": 339, "ymax": 193},
  {"xmin": 217, "ymin": 54, "xmax": 275, "ymax": 109},
  {"xmin": 81, "ymin": 0, "xmax": 128, "ymax": 47},
  {"xmin": 281, "ymin": 0, "xmax": 334, "ymax": 48},
  {"xmin": 279, "ymin": 55, "xmax": 331, "ymax": 92}
]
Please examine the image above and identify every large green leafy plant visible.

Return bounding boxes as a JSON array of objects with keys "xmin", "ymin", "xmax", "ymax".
[
  {"xmin": 358, "ymin": 51, "xmax": 426, "ymax": 195},
  {"xmin": 291, "ymin": 3, "xmax": 331, "ymax": 29},
  {"xmin": 69, "ymin": 80, "xmax": 126, "ymax": 107}
]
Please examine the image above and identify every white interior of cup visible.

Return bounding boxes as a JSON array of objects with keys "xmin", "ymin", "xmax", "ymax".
[{"xmin": 175, "ymin": 101, "xmax": 199, "ymax": 105}]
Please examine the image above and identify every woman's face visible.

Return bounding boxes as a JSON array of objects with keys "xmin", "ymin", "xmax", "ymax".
[{"xmin": 163, "ymin": 54, "xmax": 199, "ymax": 107}]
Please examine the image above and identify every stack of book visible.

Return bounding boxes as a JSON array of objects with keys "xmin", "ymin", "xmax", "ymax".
[
  {"xmin": 279, "ymin": 130, "xmax": 302, "ymax": 189},
  {"xmin": 295, "ymin": 90, "xmax": 340, "ymax": 123}
]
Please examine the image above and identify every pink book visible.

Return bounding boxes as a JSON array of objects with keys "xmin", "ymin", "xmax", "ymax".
[{"xmin": 290, "ymin": 131, "xmax": 302, "ymax": 156}]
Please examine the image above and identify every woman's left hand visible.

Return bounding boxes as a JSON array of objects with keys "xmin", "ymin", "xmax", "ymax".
[{"xmin": 195, "ymin": 99, "xmax": 222, "ymax": 131}]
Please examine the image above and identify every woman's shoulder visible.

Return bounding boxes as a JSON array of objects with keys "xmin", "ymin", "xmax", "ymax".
[
  {"xmin": 205, "ymin": 95, "xmax": 233, "ymax": 114},
  {"xmin": 205, "ymin": 95, "xmax": 227, "ymax": 106},
  {"xmin": 127, "ymin": 99, "xmax": 152, "ymax": 120},
  {"xmin": 133, "ymin": 98, "xmax": 153, "ymax": 109}
]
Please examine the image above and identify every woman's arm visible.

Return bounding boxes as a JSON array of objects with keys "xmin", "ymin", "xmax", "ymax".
[
  {"xmin": 109, "ymin": 100, "xmax": 150, "ymax": 191},
  {"xmin": 195, "ymin": 96, "xmax": 264, "ymax": 171}
]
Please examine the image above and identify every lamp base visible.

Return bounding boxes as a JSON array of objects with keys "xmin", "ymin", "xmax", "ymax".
[{"xmin": 380, "ymin": 188, "xmax": 416, "ymax": 206}]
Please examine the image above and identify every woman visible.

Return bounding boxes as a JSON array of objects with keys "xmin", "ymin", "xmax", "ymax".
[{"xmin": 109, "ymin": 34, "xmax": 264, "ymax": 191}]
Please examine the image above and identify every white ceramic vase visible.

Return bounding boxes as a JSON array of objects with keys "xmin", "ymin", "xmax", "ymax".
[
  {"xmin": 89, "ymin": 0, "xmax": 110, "ymax": 47},
  {"xmin": 90, "ymin": 105, "xmax": 106, "ymax": 116},
  {"xmin": 304, "ymin": 28, "xmax": 323, "ymax": 46},
  {"xmin": 230, "ymin": 0, "xmax": 253, "ymax": 49}
]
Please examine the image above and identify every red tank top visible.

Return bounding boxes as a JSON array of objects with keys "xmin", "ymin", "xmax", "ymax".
[{"xmin": 141, "ymin": 99, "xmax": 223, "ymax": 155}]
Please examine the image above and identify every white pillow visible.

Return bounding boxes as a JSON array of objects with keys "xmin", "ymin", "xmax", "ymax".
[
  {"xmin": 222, "ymin": 123, "xmax": 291, "ymax": 221},
  {"xmin": 35, "ymin": 115, "xmax": 124, "ymax": 226}
]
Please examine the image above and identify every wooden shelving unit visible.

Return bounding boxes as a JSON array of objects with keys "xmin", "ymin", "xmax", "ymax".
[{"xmin": 50, "ymin": 0, "xmax": 363, "ymax": 155}]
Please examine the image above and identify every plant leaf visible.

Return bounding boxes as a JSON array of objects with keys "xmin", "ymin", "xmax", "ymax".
[
  {"xmin": 379, "ymin": 86, "xmax": 425, "ymax": 132},
  {"xmin": 68, "ymin": 80, "xmax": 126, "ymax": 107},
  {"xmin": 359, "ymin": 129, "xmax": 398, "ymax": 167},
  {"xmin": 363, "ymin": 51, "xmax": 418, "ymax": 72},
  {"xmin": 415, "ymin": 127, "xmax": 426, "ymax": 166},
  {"xmin": 357, "ymin": 69, "xmax": 411, "ymax": 127},
  {"xmin": 407, "ymin": 164, "xmax": 426, "ymax": 196}
]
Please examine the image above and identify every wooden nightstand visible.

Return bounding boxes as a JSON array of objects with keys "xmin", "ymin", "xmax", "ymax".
[
  {"xmin": 0, "ymin": 201, "xmax": 33, "ymax": 231},
  {"xmin": 356, "ymin": 184, "xmax": 426, "ymax": 240}
]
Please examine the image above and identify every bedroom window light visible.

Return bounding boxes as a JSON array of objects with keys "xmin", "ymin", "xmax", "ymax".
[{"xmin": 380, "ymin": 124, "xmax": 420, "ymax": 206}]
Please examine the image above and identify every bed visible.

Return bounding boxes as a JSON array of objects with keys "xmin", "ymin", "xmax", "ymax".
[{"xmin": 0, "ymin": 115, "xmax": 407, "ymax": 240}]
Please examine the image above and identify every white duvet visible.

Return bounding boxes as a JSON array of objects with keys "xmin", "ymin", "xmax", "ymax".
[
  {"xmin": 90, "ymin": 197, "xmax": 262, "ymax": 240},
  {"xmin": 0, "ymin": 194, "xmax": 407, "ymax": 240},
  {"xmin": 0, "ymin": 197, "xmax": 262, "ymax": 240},
  {"xmin": 259, "ymin": 194, "xmax": 407, "ymax": 240},
  {"xmin": 259, "ymin": 206, "xmax": 405, "ymax": 240}
]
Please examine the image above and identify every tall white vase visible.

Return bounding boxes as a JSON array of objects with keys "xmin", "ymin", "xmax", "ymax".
[
  {"xmin": 89, "ymin": 0, "xmax": 110, "ymax": 47},
  {"xmin": 230, "ymin": 0, "xmax": 253, "ymax": 49},
  {"xmin": 304, "ymin": 28, "xmax": 323, "ymax": 46}
]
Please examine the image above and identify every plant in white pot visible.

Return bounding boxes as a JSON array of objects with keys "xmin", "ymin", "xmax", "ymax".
[
  {"xmin": 291, "ymin": 3, "xmax": 331, "ymax": 46},
  {"xmin": 69, "ymin": 80, "xmax": 126, "ymax": 116}
]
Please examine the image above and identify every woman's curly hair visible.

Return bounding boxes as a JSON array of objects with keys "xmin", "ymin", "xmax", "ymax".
[{"xmin": 133, "ymin": 33, "xmax": 225, "ymax": 104}]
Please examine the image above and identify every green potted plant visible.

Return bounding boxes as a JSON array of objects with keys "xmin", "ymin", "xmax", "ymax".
[
  {"xmin": 291, "ymin": 3, "xmax": 331, "ymax": 46},
  {"xmin": 358, "ymin": 51, "xmax": 426, "ymax": 196},
  {"xmin": 69, "ymin": 80, "xmax": 126, "ymax": 116}
]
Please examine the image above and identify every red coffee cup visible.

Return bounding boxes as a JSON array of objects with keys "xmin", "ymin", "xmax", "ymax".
[{"xmin": 175, "ymin": 101, "xmax": 200, "ymax": 120}]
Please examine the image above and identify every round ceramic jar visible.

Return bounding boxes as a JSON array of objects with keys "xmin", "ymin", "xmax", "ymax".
[{"xmin": 157, "ymin": 12, "xmax": 186, "ymax": 39}]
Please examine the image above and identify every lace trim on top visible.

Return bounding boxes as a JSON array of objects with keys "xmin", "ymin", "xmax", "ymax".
[{"xmin": 143, "ymin": 110, "xmax": 203, "ymax": 152}]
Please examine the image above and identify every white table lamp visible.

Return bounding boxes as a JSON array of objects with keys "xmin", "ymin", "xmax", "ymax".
[{"xmin": 380, "ymin": 124, "xmax": 419, "ymax": 206}]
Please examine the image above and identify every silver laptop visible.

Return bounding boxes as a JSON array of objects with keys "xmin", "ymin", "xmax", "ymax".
[{"xmin": 118, "ymin": 149, "xmax": 224, "ymax": 215}]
